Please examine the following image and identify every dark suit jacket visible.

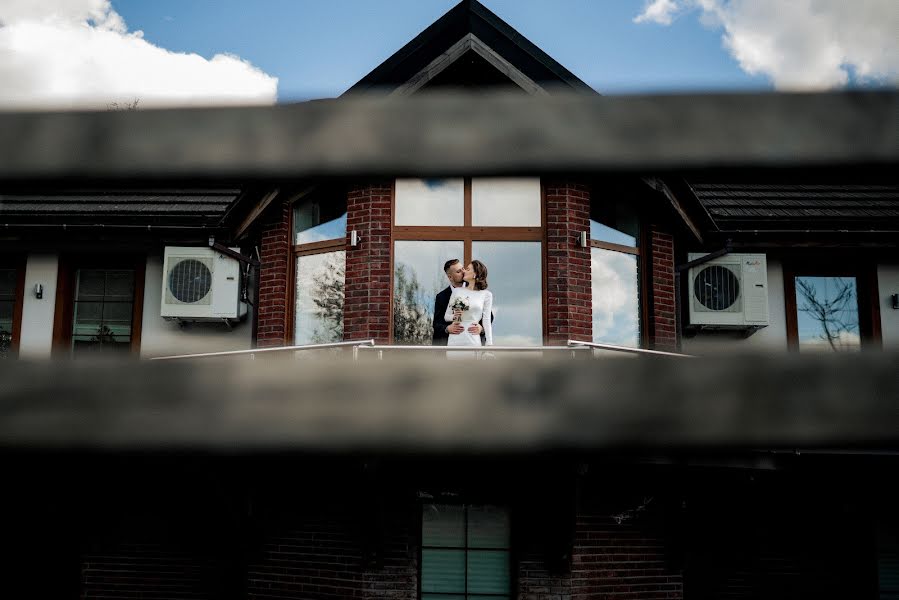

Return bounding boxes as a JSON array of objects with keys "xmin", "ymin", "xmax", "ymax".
[{"xmin": 432, "ymin": 285, "xmax": 492, "ymax": 346}]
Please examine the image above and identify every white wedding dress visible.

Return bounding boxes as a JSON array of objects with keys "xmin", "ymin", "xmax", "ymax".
[{"xmin": 445, "ymin": 288, "xmax": 493, "ymax": 357}]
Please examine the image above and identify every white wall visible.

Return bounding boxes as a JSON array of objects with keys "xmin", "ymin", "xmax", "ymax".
[
  {"xmin": 18, "ymin": 254, "xmax": 58, "ymax": 358},
  {"xmin": 681, "ymin": 258, "xmax": 788, "ymax": 355},
  {"xmin": 878, "ymin": 262, "xmax": 899, "ymax": 350},
  {"xmin": 139, "ymin": 255, "xmax": 254, "ymax": 358}
]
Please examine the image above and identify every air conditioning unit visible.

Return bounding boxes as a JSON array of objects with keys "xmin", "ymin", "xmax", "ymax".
[
  {"xmin": 161, "ymin": 246, "xmax": 248, "ymax": 321},
  {"xmin": 688, "ymin": 253, "xmax": 769, "ymax": 329}
]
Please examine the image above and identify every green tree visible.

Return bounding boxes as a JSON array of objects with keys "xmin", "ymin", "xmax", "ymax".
[{"xmin": 392, "ymin": 263, "xmax": 433, "ymax": 345}]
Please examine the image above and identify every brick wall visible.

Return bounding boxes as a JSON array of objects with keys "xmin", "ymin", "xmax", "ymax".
[
  {"xmin": 545, "ymin": 181, "xmax": 592, "ymax": 344},
  {"xmin": 344, "ymin": 181, "xmax": 392, "ymax": 343},
  {"xmin": 257, "ymin": 201, "xmax": 291, "ymax": 347},
  {"xmin": 649, "ymin": 225, "xmax": 677, "ymax": 352},
  {"xmin": 571, "ymin": 516, "xmax": 683, "ymax": 600}
]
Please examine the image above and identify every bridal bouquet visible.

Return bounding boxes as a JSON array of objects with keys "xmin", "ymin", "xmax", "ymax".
[{"xmin": 449, "ymin": 296, "xmax": 470, "ymax": 323}]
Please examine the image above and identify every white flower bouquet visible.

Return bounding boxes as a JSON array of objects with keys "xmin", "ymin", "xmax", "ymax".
[{"xmin": 449, "ymin": 295, "xmax": 470, "ymax": 323}]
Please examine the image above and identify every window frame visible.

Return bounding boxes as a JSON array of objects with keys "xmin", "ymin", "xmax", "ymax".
[
  {"xmin": 783, "ymin": 261, "xmax": 882, "ymax": 352},
  {"xmin": 588, "ymin": 206, "xmax": 646, "ymax": 349},
  {"xmin": 288, "ymin": 187, "xmax": 348, "ymax": 344},
  {"xmin": 417, "ymin": 501, "xmax": 514, "ymax": 600},
  {"xmin": 0, "ymin": 255, "xmax": 26, "ymax": 358},
  {"xmin": 390, "ymin": 177, "xmax": 546, "ymax": 344},
  {"xmin": 52, "ymin": 255, "xmax": 145, "ymax": 357}
]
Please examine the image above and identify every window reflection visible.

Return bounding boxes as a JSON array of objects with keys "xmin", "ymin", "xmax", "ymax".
[
  {"xmin": 393, "ymin": 240, "xmax": 464, "ymax": 344},
  {"xmin": 293, "ymin": 198, "xmax": 346, "ymax": 245},
  {"xmin": 590, "ymin": 196, "xmax": 638, "ymax": 247},
  {"xmin": 295, "ymin": 251, "xmax": 345, "ymax": 344},
  {"xmin": 72, "ymin": 269, "xmax": 134, "ymax": 356},
  {"xmin": 591, "ymin": 248, "xmax": 640, "ymax": 347},
  {"xmin": 395, "ymin": 178, "xmax": 464, "ymax": 226},
  {"xmin": 795, "ymin": 276, "xmax": 860, "ymax": 352},
  {"xmin": 471, "ymin": 241, "xmax": 542, "ymax": 346},
  {"xmin": 471, "ymin": 177, "xmax": 541, "ymax": 226}
]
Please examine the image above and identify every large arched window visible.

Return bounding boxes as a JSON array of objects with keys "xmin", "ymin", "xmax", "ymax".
[
  {"xmin": 392, "ymin": 177, "xmax": 544, "ymax": 345},
  {"xmin": 590, "ymin": 193, "xmax": 642, "ymax": 347}
]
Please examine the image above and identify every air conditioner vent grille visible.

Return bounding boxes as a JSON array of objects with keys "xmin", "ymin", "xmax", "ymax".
[
  {"xmin": 693, "ymin": 264, "xmax": 741, "ymax": 312},
  {"xmin": 167, "ymin": 258, "xmax": 212, "ymax": 305}
]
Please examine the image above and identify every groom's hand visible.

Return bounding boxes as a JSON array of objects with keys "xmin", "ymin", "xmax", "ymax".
[{"xmin": 447, "ymin": 322, "xmax": 464, "ymax": 334}]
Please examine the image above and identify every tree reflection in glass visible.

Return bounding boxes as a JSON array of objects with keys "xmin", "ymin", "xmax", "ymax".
[
  {"xmin": 393, "ymin": 241, "xmax": 463, "ymax": 345},
  {"xmin": 295, "ymin": 251, "xmax": 345, "ymax": 344},
  {"xmin": 795, "ymin": 276, "xmax": 860, "ymax": 352}
]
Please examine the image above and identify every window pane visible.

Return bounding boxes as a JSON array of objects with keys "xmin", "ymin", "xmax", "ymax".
[
  {"xmin": 72, "ymin": 268, "xmax": 134, "ymax": 356},
  {"xmin": 590, "ymin": 196, "xmax": 638, "ymax": 247},
  {"xmin": 470, "ymin": 241, "xmax": 542, "ymax": 345},
  {"xmin": 393, "ymin": 240, "xmax": 464, "ymax": 345},
  {"xmin": 0, "ymin": 269, "xmax": 16, "ymax": 356},
  {"xmin": 795, "ymin": 276, "xmax": 860, "ymax": 352},
  {"xmin": 423, "ymin": 504, "xmax": 465, "ymax": 548},
  {"xmin": 395, "ymin": 178, "xmax": 464, "ymax": 226},
  {"xmin": 422, "ymin": 596, "xmax": 465, "ymax": 600},
  {"xmin": 471, "ymin": 177, "xmax": 541, "ymax": 226},
  {"xmin": 421, "ymin": 549, "xmax": 465, "ymax": 594},
  {"xmin": 0, "ymin": 268, "xmax": 15, "ymax": 297},
  {"xmin": 293, "ymin": 197, "xmax": 347, "ymax": 245},
  {"xmin": 467, "ymin": 550, "xmax": 510, "ymax": 594},
  {"xmin": 467, "ymin": 506, "xmax": 510, "ymax": 549},
  {"xmin": 592, "ymin": 248, "xmax": 640, "ymax": 347},
  {"xmin": 295, "ymin": 251, "xmax": 345, "ymax": 345}
]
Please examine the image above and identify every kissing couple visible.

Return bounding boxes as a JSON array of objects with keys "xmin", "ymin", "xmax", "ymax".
[{"xmin": 431, "ymin": 258, "xmax": 494, "ymax": 348}]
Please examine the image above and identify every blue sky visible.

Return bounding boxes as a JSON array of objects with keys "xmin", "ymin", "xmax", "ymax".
[
  {"xmin": 111, "ymin": 0, "xmax": 768, "ymax": 101},
  {"xmin": 1, "ymin": 0, "xmax": 893, "ymax": 108}
]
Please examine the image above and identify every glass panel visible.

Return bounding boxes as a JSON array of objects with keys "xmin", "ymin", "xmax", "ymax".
[
  {"xmin": 591, "ymin": 248, "xmax": 640, "ymax": 347},
  {"xmin": 72, "ymin": 268, "xmax": 134, "ymax": 356},
  {"xmin": 295, "ymin": 251, "xmax": 345, "ymax": 345},
  {"xmin": 470, "ymin": 241, "xmax": 542, "ymax": 345},
  {"xmin": 393, "ymin": 240, "xmax": 464, "ymax": 345},
  {"xmin": 795, "ymin": 276, "xmax": 860, "ymax": 352},
  {"xmin": 421, "ymin": 549, "xmax": 465, "ymax": 594},
  {"xmin": 293, "ymin": 197, "xmax": 347, "ymax": 245},
  {"xmin": 590, "ymin": 196, "xmax": 638, "ymax": 247},
  {"xmin": 76, "ymin": 269, "xmax": 106, "ymax": 300},
  {"xmin": 471, "ymin": 177, "xmax": 541, "ymax": 227},
  {"xmin": 395, "ymin": 178, "xmax": 464, "ymax": 226},
  {"xmin": 467, "ymin": 506, "xmax": 510, "ymax": 549},
  {"xmin": 423, "ymin": 504, "xmax": 465, "ymax": 548},
  {"xmin": 421, "ymin": 596, "xmax": 465, "ymax": 600},
  {"xmin": 467, "ymin": 550, "xmax": 511, "ymax": 595},
  {"xmin": 0, "ymin": 268, "xmax": 15, "ymax": 297},
  {"xmin": 104, "ymin": 271, "xmax": 134, "ymax": 299}
]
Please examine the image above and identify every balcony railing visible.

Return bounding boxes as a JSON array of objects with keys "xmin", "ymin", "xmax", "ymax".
[{"xmin": 148, "ymin": 339, "xmax": 693, "ymax": 361}]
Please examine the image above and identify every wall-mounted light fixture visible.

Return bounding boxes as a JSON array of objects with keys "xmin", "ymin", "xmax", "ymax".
[
  {"xmin": 576, "ymin": 231, "xmax": 588, "ymax": 247},
  {"xmin": 350, "ymin": 230, "xmax": 361, "ymax": 247},
  {"xmin": 34, "ymin": 283, "xmax": 43, "ymax": 299}
]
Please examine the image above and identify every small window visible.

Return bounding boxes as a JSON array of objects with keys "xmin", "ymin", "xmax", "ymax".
[
  {"xmin": 293, "ymin": 196, "xmax": 347, "ymax": 245},
  {"xmin": 471, "ymin": 177, "xmax": 541, "ymax": 227},
  {"xmin": 72, "ymin": 269, "xmax": 136, "ymax": 356},
  {"xmin": 590, "ymin": 196, "xmax": 639, "ymax": 248},
  {"xmin": 421, "ymin": 504, "xmax": 511, "ymax": 600},
  {"xmin": 395, "ymin": 178, "xmax": 465, "ymax": 226}
]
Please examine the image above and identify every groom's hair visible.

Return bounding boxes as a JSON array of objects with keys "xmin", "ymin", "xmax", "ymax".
[{"xmin": 443, "ymin": 259, "xmax": 460, "ymax": 273}]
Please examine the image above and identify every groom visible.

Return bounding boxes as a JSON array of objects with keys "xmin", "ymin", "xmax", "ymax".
[{"xmin": 432, "ymin": 258, "xmax": 489, "ymax": 346}]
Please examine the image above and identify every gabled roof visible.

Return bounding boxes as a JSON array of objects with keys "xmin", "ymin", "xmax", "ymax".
[
  {"xmin": 344, "ymin": 0, "xmax": 593, "ymax": 95},
  {"xmin": 685, "ymin": 181, "xmax": 899, "ymax": 234}
]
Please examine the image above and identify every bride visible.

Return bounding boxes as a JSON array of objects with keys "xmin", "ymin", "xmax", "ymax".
[{"xmin": 445, "ymin": 260, "xmax": 493, "ymax": 354}]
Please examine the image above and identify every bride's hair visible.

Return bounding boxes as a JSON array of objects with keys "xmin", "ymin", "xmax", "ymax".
[{"xmin": 471, "ymin": 260, "xmax": 488, "ymax": 290}]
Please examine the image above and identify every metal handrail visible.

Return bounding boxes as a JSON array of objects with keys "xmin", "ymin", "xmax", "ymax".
[
  {"xmin": 148, "ymin": 339, "xmax": 376, "ymax": 361},
  {"xmin": 566, "ymin": 340, "xmax": 694, "ymax": 358},
  {"xmin": 358, "ymin": 345, "xmax": 587, "ymax": 352}
]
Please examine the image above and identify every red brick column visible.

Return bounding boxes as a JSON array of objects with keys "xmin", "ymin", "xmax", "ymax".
[
  {"xmin": 545, "ymin": 181, "xmax": 592, "ymax": 345},
  {"xmin": 256, "ymin": 201, "xmax": 290, "ymax": 348},
  {"xmin": 649, "ymin": 225, "xmax": 677, "ymax": 351},
  {"xmin": 343, "ymin": 181, "xmax": 392, "ymax": 344}
]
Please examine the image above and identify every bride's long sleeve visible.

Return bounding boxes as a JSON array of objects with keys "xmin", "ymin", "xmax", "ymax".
[
  {"xmin": 482, "ymin": 291, "xmax": 494, "ymax": 346},
  {"xmin": 444, "ymin": 291, "xmax": 455, "ymax": 324}
]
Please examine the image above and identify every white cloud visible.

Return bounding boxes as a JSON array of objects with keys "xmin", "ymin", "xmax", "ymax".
[
  {"xmin": 0, "ymin": 0, "xmax": 278, "ymax": 109},
  {"xmin": 634, "ymin": 0, "xmax": 899, "ymax": 89}
]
